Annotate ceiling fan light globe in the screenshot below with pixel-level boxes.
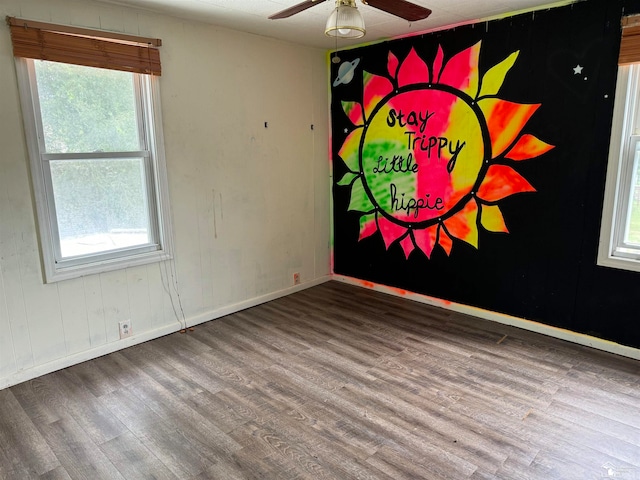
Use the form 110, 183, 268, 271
325, 4, 366, 38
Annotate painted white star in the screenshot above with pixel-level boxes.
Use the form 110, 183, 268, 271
344, 128, 349, 133
573, 64, 584, 75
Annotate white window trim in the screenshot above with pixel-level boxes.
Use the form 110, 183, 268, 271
598, 64, 640, 272
16, 58, 174, 283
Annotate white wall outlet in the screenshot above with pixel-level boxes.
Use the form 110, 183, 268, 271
119, 320, 132, 339
293, 272, 300, 285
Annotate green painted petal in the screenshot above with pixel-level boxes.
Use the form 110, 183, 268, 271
341, 101, 364, 126
338, 127, 363, 172
358, 212, 378, 240
348, 177, 375, 212
337, 171, 358, 186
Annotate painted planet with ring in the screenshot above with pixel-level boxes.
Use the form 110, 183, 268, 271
333, 58, 360, 87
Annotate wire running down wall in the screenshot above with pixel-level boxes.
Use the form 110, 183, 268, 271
0, 0, 330, 389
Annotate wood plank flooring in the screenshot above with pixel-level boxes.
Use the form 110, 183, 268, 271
1, 281, 639, 479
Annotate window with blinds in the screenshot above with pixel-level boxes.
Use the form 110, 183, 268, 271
8, 17, 173, 282
598, 15, 640, 272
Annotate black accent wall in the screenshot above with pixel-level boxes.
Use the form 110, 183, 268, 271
331, 0, 640, 348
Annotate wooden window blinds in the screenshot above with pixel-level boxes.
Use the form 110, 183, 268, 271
620, 15, 640, 65
6, 16, 162, 75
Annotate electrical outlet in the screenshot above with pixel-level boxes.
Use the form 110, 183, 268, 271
293, 272, 300, 285
119, 320, 132, 339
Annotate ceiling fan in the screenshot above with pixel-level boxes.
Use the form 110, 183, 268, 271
269, 0, 432, 38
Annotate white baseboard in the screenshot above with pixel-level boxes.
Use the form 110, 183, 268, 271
0, 275, 332, 390
3, 272, 635, 390
333, 274, 640, 361
186, 275, 331, 327
0, 322, 180, 390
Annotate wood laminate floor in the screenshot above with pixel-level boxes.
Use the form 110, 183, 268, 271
1, 281, 639, 479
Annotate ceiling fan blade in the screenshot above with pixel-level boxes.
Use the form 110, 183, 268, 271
364, 0, 432, 21
269, 0, 328, 19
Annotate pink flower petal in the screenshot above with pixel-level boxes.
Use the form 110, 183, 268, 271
397, 48, 430, 88
377, 215, 408, 249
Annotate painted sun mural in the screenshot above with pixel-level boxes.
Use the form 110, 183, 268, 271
335, 41, 554, 259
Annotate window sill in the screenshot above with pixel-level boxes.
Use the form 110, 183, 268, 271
596, 252, 640, 273
45, 249, 173, 283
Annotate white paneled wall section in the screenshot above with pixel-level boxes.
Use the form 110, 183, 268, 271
0, 0, 330, 388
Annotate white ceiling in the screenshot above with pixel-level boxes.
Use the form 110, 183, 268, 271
100, 0, 576, 49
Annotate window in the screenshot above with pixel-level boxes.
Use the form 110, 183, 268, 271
599, 64, 640, 272
11, 19, 172, 282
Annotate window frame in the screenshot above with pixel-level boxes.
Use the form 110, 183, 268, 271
598, 64, 640, 272
16, 57, 173, 283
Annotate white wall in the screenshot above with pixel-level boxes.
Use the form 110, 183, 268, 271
0, 0, 331, 388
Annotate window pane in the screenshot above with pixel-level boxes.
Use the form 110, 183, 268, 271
34, 61, 140, 153
50, 158, 151, 258
624, 142, 640, 246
